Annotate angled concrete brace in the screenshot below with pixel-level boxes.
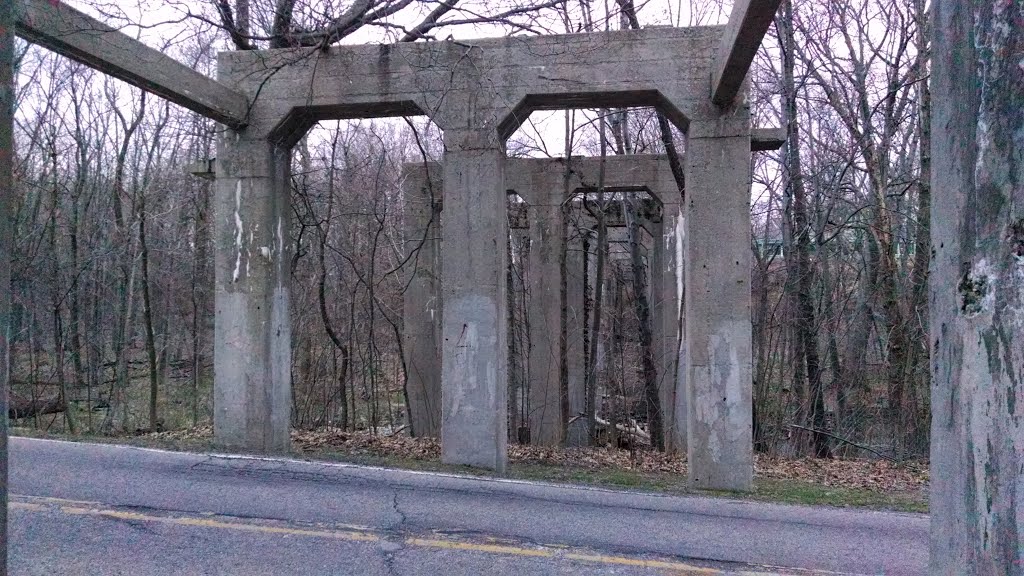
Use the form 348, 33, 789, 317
15, 0, 249, 128
711, 0, 784, 106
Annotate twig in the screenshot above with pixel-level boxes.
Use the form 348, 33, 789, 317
787, 424, 898, 462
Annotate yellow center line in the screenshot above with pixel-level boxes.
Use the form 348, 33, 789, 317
10, 494, 803, 575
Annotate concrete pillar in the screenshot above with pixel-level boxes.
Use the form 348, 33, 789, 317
402, 164, 443, 438
565, 223, 589, 446
675, 212, 688, 454
684, 119, 753, 491
213, 133, 292, 452
650, 209, 685, 453
930, 1, 1024, 570
508, 225, 530, 443
439, 130, 508, 472
521, 173, 565, 446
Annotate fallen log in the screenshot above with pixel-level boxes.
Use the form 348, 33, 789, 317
9, 394, 65, 419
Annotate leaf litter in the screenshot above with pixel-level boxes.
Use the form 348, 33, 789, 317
147, 426, 928, 494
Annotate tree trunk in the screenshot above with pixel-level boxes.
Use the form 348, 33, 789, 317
48, 148, 77, 435
929, 1, 1023, 571
901, 0, 932, 455
779, 0, 826, 457
140, 195, 160, 432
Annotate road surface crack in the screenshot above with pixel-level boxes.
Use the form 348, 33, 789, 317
380, 493, 407, 576
390, 490, 408, 532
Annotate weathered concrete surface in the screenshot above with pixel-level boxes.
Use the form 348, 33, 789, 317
650, 213, 686, 453
750, 128, 786, 152
565, 227, 590, 447
402, 163, 444, 438
212, 133, 292, 452
929, 2, 1024, 572
216, 26, 725, 146
15, 0, 249, 128
711, 0, 784, 106
1, 2, 14, 569
439, 134, 509, 472
521, 164, 569, 446
684, 117, 753, 492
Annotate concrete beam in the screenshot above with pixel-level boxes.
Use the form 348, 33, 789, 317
711, 0, 784, 106
217, 26, 725, 145
751, 127, 786, 151
15, 0, 249, 128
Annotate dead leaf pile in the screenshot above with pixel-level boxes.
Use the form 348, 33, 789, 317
755, 456, 929, 492
292, 428, 441, 460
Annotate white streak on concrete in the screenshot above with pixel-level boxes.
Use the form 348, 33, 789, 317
233, 181, 243, 282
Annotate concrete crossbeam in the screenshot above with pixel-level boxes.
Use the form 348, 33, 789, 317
217, 26, 725, 145
751, 127, 786, 151
15, 0, 249, 128
711, 0, 784, 106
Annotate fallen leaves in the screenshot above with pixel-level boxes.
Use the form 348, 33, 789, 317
144, 426, 929, 494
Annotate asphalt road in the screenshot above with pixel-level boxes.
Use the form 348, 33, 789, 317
8, 437, 928, 575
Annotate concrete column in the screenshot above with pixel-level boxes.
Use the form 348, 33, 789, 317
440, 130, 508, 472
521, 174, 565, 446
675, 212, 688, 455
213, 133, 292, 452
930, 1, 1024, 570
684, 120, 753, 491
565, 224, 589, 446
402, 164, 443, 438
650, 210, 685, 453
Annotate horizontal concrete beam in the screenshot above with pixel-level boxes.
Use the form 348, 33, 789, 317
186, 159, 217, 180
711, 0, 783, 106
219, 27, 725, 145
15, 0, 249, 128
751, 127, 785, 151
